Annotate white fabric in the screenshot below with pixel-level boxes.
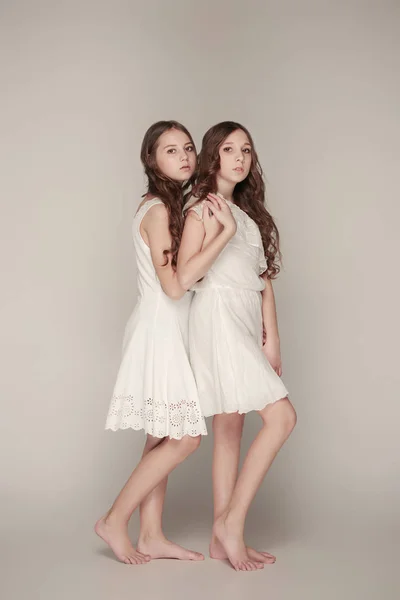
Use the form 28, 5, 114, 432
105, 198, 207, 439
187, 198, 289, 416
186, 197, 268, 291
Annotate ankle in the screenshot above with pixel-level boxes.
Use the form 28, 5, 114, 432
105, 510, 128, 528
222, 510, 245, 535
138, 529, 165, 542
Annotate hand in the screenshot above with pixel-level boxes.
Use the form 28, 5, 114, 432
204, 193, 237, 236
202, 201, 223, 245
262, 337, 282, 376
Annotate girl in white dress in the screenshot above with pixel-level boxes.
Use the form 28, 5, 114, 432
178, 122, 297, 572
95, 121, 206, 565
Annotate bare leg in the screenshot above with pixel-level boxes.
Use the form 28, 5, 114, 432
214, 398, 296, 571
137, 435, 203, 560
95, 434, 201, 564
209, 413, 276, 565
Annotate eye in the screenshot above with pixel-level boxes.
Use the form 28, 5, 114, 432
222, 146, 232, 152
167, 148, 176, 154
243, 147, 251, 154
185, 145, 194, 152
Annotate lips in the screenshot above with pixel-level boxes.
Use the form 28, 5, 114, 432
234, 167, 244, 172
180, 165, 190, 170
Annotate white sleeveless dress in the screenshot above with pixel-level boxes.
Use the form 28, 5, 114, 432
187, 198, 289, 417
105, 198, 207, 439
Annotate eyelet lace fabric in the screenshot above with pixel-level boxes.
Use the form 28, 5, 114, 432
106, 395, 204, 439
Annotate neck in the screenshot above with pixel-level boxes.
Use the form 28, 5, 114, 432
215, 176, 236, 202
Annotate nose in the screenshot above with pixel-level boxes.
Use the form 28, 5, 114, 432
236, 153, 244, 163
181, 151, 189, 162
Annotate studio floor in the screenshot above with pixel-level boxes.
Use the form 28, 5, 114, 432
1, 519, 397, 600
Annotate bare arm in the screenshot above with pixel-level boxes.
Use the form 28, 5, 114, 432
261, 275, 280, 342
142, 203, 186, 300
177, 197, 236, 291
261, 274, 282, 375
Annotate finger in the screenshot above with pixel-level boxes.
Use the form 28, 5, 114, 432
204, 200, 217, 214
208, 193, 228, 209
213, 194, 227, 210
202, 203, 212, 221
207, 193, 221, 202
206, 194, 222, 209
205, 200, 221, 217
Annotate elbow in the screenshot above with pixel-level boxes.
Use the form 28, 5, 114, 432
168, 289, 185, 301
162, 285, 185, 300
177, 270, 192, 292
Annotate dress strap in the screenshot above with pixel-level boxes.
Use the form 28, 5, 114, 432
134, 197, 164, 224
184, 198, 205, 221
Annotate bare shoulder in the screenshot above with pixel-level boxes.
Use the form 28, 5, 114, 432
185, 198, 205, 222
141, 202, 169, 236
146, 202, 168, 219
136, 194, 164, 213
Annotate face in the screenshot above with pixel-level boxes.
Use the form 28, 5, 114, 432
155, 128, 196, 181
218, 129, 252, 185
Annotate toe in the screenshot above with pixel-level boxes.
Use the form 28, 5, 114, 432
190, 551, 204, 561
262, 552, 276, 560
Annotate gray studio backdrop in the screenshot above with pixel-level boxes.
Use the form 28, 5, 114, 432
1, 0, 399, 549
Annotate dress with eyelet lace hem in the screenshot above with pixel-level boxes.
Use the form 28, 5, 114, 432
105, 198, 207, 439
184, 194, 289, 417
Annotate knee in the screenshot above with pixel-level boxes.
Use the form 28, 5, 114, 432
285, 402, 297, 434
263, 398, 297, 437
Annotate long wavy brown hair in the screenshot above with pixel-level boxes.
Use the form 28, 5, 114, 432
140, 120, 196, 269
193, 121, 281, 278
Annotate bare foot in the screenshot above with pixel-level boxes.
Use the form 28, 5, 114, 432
210, 535, 276, 564
95, 516, 151, 565
138, 534, 204, 561
213, 516, 264, 571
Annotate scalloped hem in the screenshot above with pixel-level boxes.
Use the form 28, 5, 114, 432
105, 422, 207, 440
202, 393, 289, 418
106, 394, 207, 439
